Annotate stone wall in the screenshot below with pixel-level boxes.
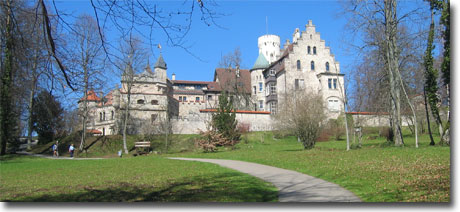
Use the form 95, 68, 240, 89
172, 110, 273, 134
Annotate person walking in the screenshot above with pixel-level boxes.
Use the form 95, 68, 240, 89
69, 144, 75, 158
52, 141, 59, 157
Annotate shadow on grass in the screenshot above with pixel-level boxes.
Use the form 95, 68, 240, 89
7, 173, 278, 202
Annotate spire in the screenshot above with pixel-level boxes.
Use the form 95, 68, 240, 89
251, 53, 269, 70
144, 59, 152, 73
154, 54, 167, 69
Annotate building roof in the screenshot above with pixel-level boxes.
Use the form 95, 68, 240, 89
173, 89, 205, 95
154, 54, 167, 69
251, 53, 269, 70
80, 90, 100, 102
213, 68, 251, 94
172, 80, 212, 85
200, 109, 271, 114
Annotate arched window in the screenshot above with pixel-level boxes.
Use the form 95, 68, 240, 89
326, 62, 330, 72
137, 99, 144, 104
311, 61, 315, 71
313, 47, 317, 55
307, 46, 311, 54
296, 60, 301, 70
103, 112, 106, 121
99, 112, 103, 121
111, 111, 114, 120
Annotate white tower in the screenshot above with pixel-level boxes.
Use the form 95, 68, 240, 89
258, 35, 280, 64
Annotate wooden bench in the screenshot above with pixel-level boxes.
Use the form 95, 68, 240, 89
134, 141, 151, 155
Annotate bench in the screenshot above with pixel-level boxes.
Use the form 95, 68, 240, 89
134, 141, 151, 155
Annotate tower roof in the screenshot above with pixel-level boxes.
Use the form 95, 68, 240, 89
251, 53, 269, 70
154, 54, 167, 69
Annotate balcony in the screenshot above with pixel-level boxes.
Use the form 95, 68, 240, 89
266, 93, 277, 103
265, 75, 276, 83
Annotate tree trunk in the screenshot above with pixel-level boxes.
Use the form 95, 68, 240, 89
79, 67, 89, 151
384, 0, 404, 146
424, 87, 435, 145
122, 88, 131, 154
1, 0, 13, 155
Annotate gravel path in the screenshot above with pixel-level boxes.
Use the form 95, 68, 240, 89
169, 157, 361, 202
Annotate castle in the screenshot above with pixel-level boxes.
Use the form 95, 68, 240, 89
78, 20, 345, 135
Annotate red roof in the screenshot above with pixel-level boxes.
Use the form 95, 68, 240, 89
200, 109, 271, 114
80, 90, 100, 102
213, 68, 251, 94
346, 112, 389, 115
87, 129, 102, 134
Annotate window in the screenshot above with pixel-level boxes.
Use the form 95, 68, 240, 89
196, 97, 200, 102
103, 112, 106, 121
99, 112, 103, 121
333, 79, 337, 89
111, 111, 114, 120
151, 100, 159, 105
328, 99, 340, 111
299, 79, 305, 89
328, 79, 332, 89
253, 86, 256, 95
326, 62, 330, 72
307, 46, 311, 54
270, 102, 277, 114
183, 96, 187, 101
296, 60, 301, 70
151, 114, 158, 123
270, 84, 277, 95
311, 61, 315, 71
295, 79, 304, 90
259, 82, 263, 92
270, 69, 275, 76
310, 34, 312, 39
179, 96, 182, 101
208, 95, 212, 100
137, 99, 144, 104
259, 100, 264, 109
313, 46, 317, 55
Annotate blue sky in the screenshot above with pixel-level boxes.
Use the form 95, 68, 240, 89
55, 0, 353, 83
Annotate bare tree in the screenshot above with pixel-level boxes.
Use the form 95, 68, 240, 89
118, 37, 147, 154
274, 91, 326, 150
69, 14, 106, 151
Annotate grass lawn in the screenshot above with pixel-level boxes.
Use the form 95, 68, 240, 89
0, 155, 277, 202
166, 131, 450, 202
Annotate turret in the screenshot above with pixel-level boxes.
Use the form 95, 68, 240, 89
257, 34, 280, 64
154, 54, 167, 83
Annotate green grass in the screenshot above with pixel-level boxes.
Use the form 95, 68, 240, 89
166, 131, 450, 202
0, 155, 277, 202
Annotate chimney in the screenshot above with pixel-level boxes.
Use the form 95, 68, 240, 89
172, 73, 176, 81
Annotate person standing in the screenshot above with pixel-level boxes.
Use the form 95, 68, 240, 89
52, 141, 59, 157
69, 144, 75, 158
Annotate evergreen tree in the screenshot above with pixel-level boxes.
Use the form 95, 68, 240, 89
212, 91, 240, 142
32, 91, 65, 144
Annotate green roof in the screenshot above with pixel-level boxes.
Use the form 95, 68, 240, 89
251, 53, 269, 70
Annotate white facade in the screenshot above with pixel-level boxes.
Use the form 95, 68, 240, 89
258, 35, 280, 64
252, 20, 345, 119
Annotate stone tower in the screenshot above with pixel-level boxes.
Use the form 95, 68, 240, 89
258, 34, 280, 64
154, 54, 167, 83
250, 52, 270, 111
